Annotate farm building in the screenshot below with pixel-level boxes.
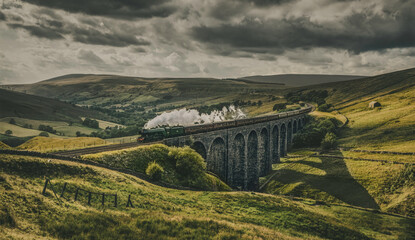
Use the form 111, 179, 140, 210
369, 101, 381, 108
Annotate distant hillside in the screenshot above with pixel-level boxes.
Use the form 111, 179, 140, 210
2, 74, 287, 100
285, 67, 415, 151
241, 74, 365, 87
0, 88, 108, 122
1, 74, 289, 125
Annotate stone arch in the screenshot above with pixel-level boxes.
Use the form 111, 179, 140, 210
247, 131, 259, 191
298, 117, 302, 130
208, 137, 227, 181
232, 133, 245, 189
259, 128, 270, 177
293, 120, 298, 134
287, 121, 293, 144
191, 141, 207, 160
280, 123, 287, 157
272, 125, 279, 163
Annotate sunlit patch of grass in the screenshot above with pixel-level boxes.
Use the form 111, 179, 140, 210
263, 149, 415, 218
17, 136, 109, 152
337, 85, 415, 151
340, 151, 415, 163
0, 141, 11, 149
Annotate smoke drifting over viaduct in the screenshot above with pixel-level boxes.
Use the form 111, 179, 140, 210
164, 113, 307, 191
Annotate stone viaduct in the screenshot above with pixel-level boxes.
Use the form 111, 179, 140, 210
164, 114, 307, 191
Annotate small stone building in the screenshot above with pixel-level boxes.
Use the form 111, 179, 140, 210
369, 101, 381, 108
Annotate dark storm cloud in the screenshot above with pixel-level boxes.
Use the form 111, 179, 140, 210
71, 27, 150, 47
21, 0, 176, 19
0, 11, 5, 21
243, 0, 296, 6
208, 0, 295, 20
192, 2, 415, 55
4, 10, 150, 47
7, 23, 64, 39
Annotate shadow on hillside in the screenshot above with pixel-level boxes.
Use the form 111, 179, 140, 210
270, 152, 379, 210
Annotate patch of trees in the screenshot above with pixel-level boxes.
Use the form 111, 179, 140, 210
293, 116, 339, 150
233, 100, 263, 108
38, 125, 57, 134
5, 130, 12, 135
317, 103, 333, 112
82, 118, 99, 129
273, 103, 287, 111
39, 132, 49, 137
9, 118, 16, 125
87, 105, 154, 126
286, 90, 329, 105
89, 125, 142, 139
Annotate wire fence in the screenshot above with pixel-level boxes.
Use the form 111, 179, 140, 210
42, 179, 134, 208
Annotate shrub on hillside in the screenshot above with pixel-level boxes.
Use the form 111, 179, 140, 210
273, 103, 287, 111
317, 103, 333, 112
38, 125, 57, 134
82, 118, 99, 129
317, 119, 337, 135
83, 144, 229, 190
146, 162, 164, 181
321, 132, 337, 150
9, 118, 16, 125
39, 132, 49, 137
128, 144, 171, 172
5, 130, 12, 135
293, 116, 338, 148
168, 147, 206, 177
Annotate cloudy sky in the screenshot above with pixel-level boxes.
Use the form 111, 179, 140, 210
0, 0, 415, 84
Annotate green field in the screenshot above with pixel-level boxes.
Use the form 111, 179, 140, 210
17, 136, 109, 152
1, 154, 413, 239
262, 150, 414, 217
301, 68, 415, 152
262, 68, 415, 219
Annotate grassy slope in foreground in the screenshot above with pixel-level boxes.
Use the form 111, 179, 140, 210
1, 154, 414, 239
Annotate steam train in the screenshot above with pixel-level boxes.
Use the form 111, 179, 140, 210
138, 106, 312, 142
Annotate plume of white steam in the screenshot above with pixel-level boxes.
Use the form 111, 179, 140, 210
144, 105, 246, 129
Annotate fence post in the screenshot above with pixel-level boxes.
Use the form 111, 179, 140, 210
42, 179, 49, 195
74, 188, 79, 201
60, 182, 67, 198
126, 194, 134, 208
88, 192, 92, 205
114, 194, 117, 207
102, 193, 105, 206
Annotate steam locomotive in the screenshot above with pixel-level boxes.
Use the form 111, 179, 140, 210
138, 106, 312, 142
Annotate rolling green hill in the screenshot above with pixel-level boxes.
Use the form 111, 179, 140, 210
1, 154, 413, 239
2, 74, 289, 125
3, 74, 287, 104
282, 67, 415, 151
263, 68, 415, 218
241, 74, 365, 87
0, 88, 109, 123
